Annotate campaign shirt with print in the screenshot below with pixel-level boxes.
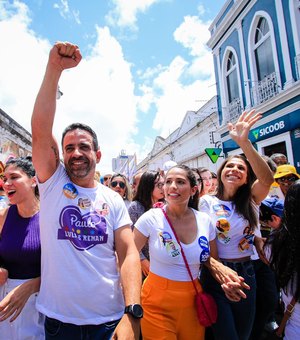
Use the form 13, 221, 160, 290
135, 207, 216, 281
36, 164, 131, 325
199, 195, 255, 259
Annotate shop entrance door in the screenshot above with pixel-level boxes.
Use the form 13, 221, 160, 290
263, 141, 287, 158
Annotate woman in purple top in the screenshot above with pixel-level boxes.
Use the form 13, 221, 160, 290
0, 157, 44, 339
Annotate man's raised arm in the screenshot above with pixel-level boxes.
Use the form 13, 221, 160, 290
31, 42, 82, 183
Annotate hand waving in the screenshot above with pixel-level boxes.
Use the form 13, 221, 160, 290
228, 110, 262, 145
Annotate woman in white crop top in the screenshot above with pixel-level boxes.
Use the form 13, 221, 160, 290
134, 165, 250, 340
199, 110, 274, 340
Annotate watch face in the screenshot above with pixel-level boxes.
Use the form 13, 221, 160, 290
132, 304, 143, 318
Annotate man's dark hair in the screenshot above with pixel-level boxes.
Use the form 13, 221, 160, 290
62, 123, 99, 151
261, 155, 277, 173
259, 204, 275, 222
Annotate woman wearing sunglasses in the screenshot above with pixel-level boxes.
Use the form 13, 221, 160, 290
128, 171, 165, 278
109, 173, 132, 209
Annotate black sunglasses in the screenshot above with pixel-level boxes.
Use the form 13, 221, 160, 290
111, 181, 126, 189
277, 176, 297, 183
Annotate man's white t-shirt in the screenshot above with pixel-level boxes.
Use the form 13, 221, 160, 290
135, 207, 216, 281
36, 164, 132, 325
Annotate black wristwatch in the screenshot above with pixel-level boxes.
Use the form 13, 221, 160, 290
124, 304, 143, 319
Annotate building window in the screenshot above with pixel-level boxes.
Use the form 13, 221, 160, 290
223, 49, 242, 124
291, 0, 300, 79
254, 17, 275, 81
226, 51, 239, 103
249, 15, 280, 105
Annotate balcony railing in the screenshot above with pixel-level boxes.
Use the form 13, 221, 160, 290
250, 72, 279, 106
223, 98, 243, 124
295, 54, 300, 81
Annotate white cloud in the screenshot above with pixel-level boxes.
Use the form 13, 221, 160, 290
0, 2, 143, 174
106, 0, 161, 29
0, 1, 217, 172
137, 64, 165, 81
53, 0, 69, 19
136, 84, 155, 113
138, 14, 216, 139
150, 55, 215, 137
0, 3, 51, 132
173, 15, 211, 57
53, 0, 81, 24
197, 4, 206, 16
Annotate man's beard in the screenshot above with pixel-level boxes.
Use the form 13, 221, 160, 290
65, 157, 94, 179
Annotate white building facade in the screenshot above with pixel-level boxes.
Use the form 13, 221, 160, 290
137, 97, 224, 173
0, 108, 32, 166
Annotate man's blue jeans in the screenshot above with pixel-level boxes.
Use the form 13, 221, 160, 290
201, 260, 256, 340
45, 316, 120, 340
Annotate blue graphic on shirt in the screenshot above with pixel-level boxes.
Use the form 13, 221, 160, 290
58, 205, 108, 250
158, 231, 172, 246
238, 226, 255, 252
158, 231, 181, 257
63, 183, 78, 199
200, 250, 210, 263
198, 236, 210, 263
213, 204, 231, 217
198, 236, 209, 251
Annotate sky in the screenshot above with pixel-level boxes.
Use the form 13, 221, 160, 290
0, 0, 225, 174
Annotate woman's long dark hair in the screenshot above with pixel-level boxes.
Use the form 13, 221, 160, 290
5, 157, 39, 197
267, 180, 300, 301
216, 155, 257, 230
133, 171, 162, 211
166, 165, 199, 210
191, 168, 204, 196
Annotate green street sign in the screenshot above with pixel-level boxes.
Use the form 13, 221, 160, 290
205, 148, 222, 163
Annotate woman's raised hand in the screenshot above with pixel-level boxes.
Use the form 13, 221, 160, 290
228, 110, 262, 145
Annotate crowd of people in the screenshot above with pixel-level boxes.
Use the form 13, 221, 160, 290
0, 42, 300, 340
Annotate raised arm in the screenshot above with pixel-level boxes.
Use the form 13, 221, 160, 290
31, 42, 82, 183
228, 110, 274, 204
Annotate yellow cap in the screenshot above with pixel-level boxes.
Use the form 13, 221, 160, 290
274, 164, 300, 179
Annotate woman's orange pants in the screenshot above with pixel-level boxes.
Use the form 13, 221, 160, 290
141, 272, 205, 340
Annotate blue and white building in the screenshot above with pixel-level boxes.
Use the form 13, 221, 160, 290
207, 0, 300, 171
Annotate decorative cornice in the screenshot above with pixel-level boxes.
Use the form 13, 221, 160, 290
207, 0, 254, 49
